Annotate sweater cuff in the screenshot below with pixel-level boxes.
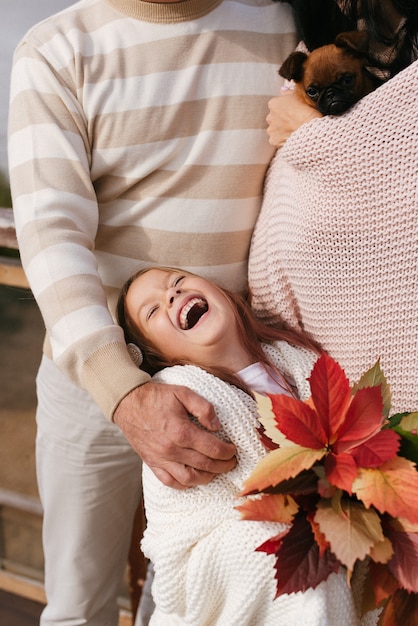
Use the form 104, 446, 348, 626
81, 341, 151, 420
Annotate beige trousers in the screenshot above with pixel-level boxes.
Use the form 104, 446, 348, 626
36, 355, 142, 626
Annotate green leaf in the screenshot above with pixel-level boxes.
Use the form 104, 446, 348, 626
388, 412, 418, 465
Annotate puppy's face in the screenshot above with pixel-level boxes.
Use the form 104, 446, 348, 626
279, 31, 378, 115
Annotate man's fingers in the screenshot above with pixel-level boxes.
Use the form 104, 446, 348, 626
172, 385, 220, 431
160, 415, 236, 462
151, 463, 218, 489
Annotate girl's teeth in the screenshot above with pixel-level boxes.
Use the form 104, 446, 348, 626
180, 298, 205, 330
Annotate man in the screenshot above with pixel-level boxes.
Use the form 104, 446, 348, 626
8, 0, 296, 622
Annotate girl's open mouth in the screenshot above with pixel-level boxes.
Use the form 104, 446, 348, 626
179, 298, 208, 330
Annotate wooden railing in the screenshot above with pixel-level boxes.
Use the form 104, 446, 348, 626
0, 207, 135, 625
0, 208, 28, 288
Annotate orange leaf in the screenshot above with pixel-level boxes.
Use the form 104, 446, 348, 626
236, 493, 298, 524
308, 352, 352, 441
378, 588, 418, 626
314, 497, 384, 571
240, 445, 325, 496
307, 511, 331, 557
352, 456, 418, 524
369, 536, 394, 565
368, 561, 399, 607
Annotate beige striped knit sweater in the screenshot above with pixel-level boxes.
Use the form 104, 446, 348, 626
8, 0, 297, 418
249, 60, 418, 414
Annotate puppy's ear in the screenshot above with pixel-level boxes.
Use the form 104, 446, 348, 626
278, 51, 308, 82
335, 30, 369, 56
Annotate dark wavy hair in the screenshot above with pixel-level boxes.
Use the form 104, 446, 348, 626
117, 266, 320, 394
279, 0, 418, 76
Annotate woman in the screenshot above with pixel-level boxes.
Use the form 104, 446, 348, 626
249, 0, 418, 414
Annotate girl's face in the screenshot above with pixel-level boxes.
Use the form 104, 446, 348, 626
125, 269, 252, 370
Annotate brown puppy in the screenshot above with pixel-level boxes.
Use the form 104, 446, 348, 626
279, 31, 382, 115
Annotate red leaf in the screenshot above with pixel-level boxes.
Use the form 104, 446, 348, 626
385, 523, 418, 593
266, 513, 340, 596
308, 353, 352, 442
256, 528, 288, 555
269, 394, 326, 449
324, 452, 359, 492
351, 430, 400, 468
336, 386, 384, 451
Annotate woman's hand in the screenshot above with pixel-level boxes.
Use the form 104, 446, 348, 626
266, 89, 322, 149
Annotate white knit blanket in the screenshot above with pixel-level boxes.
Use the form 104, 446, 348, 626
249, 60, 418, 414
141, 342, 377, 625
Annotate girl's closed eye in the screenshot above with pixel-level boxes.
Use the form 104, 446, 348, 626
173, 275, 185, 287
147, 304, 159, 320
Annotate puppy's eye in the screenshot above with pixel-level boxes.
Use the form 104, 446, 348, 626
305, 86, 319, 100
341, 73, 355, 86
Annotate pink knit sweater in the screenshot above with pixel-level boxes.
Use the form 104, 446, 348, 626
249, 60, 418, 413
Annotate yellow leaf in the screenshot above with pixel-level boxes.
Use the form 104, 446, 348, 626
236, 492, 298, 524
399, 412, 418, 433
240, 444, 326, 496
254, 392, 293, 447
352, 360, 391, 417
314, 499, 384, 571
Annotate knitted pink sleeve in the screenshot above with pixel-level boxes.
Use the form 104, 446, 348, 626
249, 60, 418, 413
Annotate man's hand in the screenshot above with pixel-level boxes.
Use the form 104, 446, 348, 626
113, 382, 237, 489
266, 90, 322, 149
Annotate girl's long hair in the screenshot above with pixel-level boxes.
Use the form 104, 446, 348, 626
117, 267, 320, 395
279, 0, 418, 77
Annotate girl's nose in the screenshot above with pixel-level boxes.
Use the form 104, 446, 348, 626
167, 287, 181, 305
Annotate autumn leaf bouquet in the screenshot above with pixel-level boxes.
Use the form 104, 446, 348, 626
237, 353, 418, 625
